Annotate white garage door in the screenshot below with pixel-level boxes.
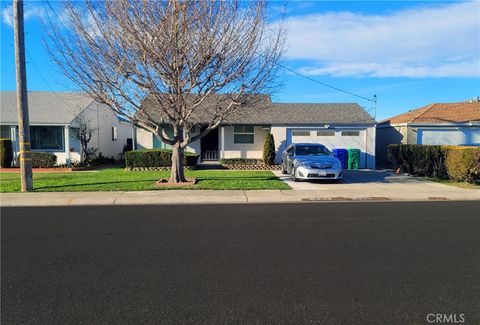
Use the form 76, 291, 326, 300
338, 130, 367, 168
418, 128, 480, 145
339, 130, 365, 149
290, 129, 367, 167
291, 129, 336, 150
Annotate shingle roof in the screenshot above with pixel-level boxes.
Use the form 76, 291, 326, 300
0, 91, 94, 124
379, 101, 480, 125
140, 94, 375, 125
258, 103, 375, 125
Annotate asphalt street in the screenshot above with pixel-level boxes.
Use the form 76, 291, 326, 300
2, 201, 480, 324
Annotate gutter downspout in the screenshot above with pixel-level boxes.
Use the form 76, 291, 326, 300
405, 123, 409, 144
64, 125, 71, 166
132, 124, 137, 150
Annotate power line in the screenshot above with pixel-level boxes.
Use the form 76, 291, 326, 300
22, 2, 377, 116
274, 61, 374, 102
40, 0, 374, 104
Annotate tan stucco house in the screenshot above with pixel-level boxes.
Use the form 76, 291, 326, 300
136, 95, 377, 168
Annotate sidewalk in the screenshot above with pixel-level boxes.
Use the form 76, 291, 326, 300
1, 186, 479, 207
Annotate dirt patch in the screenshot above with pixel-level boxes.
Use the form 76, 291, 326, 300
155, 177, 197, 187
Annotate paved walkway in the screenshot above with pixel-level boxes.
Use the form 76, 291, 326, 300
1, 170, 478, 207
1, 185, 479, 207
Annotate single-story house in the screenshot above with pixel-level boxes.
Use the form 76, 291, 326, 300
376, 99, 480, 167
136, 95, 377, 168
0, 91, 133, 165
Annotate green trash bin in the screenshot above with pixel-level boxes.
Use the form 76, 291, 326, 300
347, 149, 361, 170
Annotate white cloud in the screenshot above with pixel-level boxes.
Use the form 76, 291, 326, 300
2, 4, 45, 27
283, 1, 480, 78
2, 7, 13, 27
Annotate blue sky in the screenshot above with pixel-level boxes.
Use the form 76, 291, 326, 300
1, 1, 479, 120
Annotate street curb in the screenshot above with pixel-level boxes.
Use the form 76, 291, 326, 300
2, 190, 480, 207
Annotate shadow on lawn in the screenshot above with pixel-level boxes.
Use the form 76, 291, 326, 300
32, 176, 281, 191
33, 179, 158, 190
195, 176, 278, 181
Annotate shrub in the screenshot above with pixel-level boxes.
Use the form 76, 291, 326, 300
29, 152, 57, 168
389, 144, 447, 178
263, 133, 276, 165
91, 152, 116, 166
125, 149, 198, 168
388, 144, 479, 182
0, 138, 13, 168
445, 147, 480, 183
219, 158, 263, 165
83, 148, 98, 165
387, 144, 399, 167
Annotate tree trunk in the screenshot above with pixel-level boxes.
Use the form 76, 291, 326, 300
169, 142, 187, 183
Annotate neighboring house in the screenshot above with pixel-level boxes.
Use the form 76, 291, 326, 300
376, 99, 480, 167
0, 91, 133, 165
136, 95, 377, 168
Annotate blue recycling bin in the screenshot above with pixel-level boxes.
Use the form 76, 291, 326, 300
332, 148, 348, 169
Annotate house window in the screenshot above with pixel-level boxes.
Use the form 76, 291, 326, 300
234, 125, 254, 144
0, 125, 11, 139
30, 126, 64, 150
316, 130, 335, 136
341, 131, 360, 136
112, 127, 118, 141
292, 130, 310, 137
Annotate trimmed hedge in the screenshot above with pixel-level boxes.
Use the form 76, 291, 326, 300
17, 152, 57, 168
388, 144, 480, 183
219, 158, 263, 165
389, 144, 447, 178
0, 138, 13, 168
125, 149, 198, 168
445, 147, 480, 183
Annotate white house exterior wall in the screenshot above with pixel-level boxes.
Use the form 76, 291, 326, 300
135, 127, 201, 153
135, 128, 153, 149
3, 125, 82, 165
221, 126, 269, 159
270, 125, 376, 168
81, 103, 132, 159
134, 124, 375, 169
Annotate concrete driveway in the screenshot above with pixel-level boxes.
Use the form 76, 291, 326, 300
273, 169, 480, 200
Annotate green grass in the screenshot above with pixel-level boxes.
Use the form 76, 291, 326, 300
422, 177, 480, 189
0, 169, 290, 192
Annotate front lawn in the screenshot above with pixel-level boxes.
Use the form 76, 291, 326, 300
422, 177, 480, 190
0, 169, 290, 192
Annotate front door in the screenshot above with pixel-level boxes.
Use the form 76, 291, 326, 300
200, 127, 219, 161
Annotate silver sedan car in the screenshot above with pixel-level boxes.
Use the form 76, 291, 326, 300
281, 143, 343, 181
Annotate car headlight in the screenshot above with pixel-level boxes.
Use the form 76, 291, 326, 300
295, 161, 308, 167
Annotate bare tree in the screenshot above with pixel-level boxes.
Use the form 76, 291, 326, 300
71, 115, 96, 165
46, 0, 285, 182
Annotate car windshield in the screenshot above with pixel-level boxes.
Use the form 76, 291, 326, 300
295, 145, 330, 156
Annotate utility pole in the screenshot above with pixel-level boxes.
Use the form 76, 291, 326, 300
13, 0, 33, 191
373, 95, 377, 120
